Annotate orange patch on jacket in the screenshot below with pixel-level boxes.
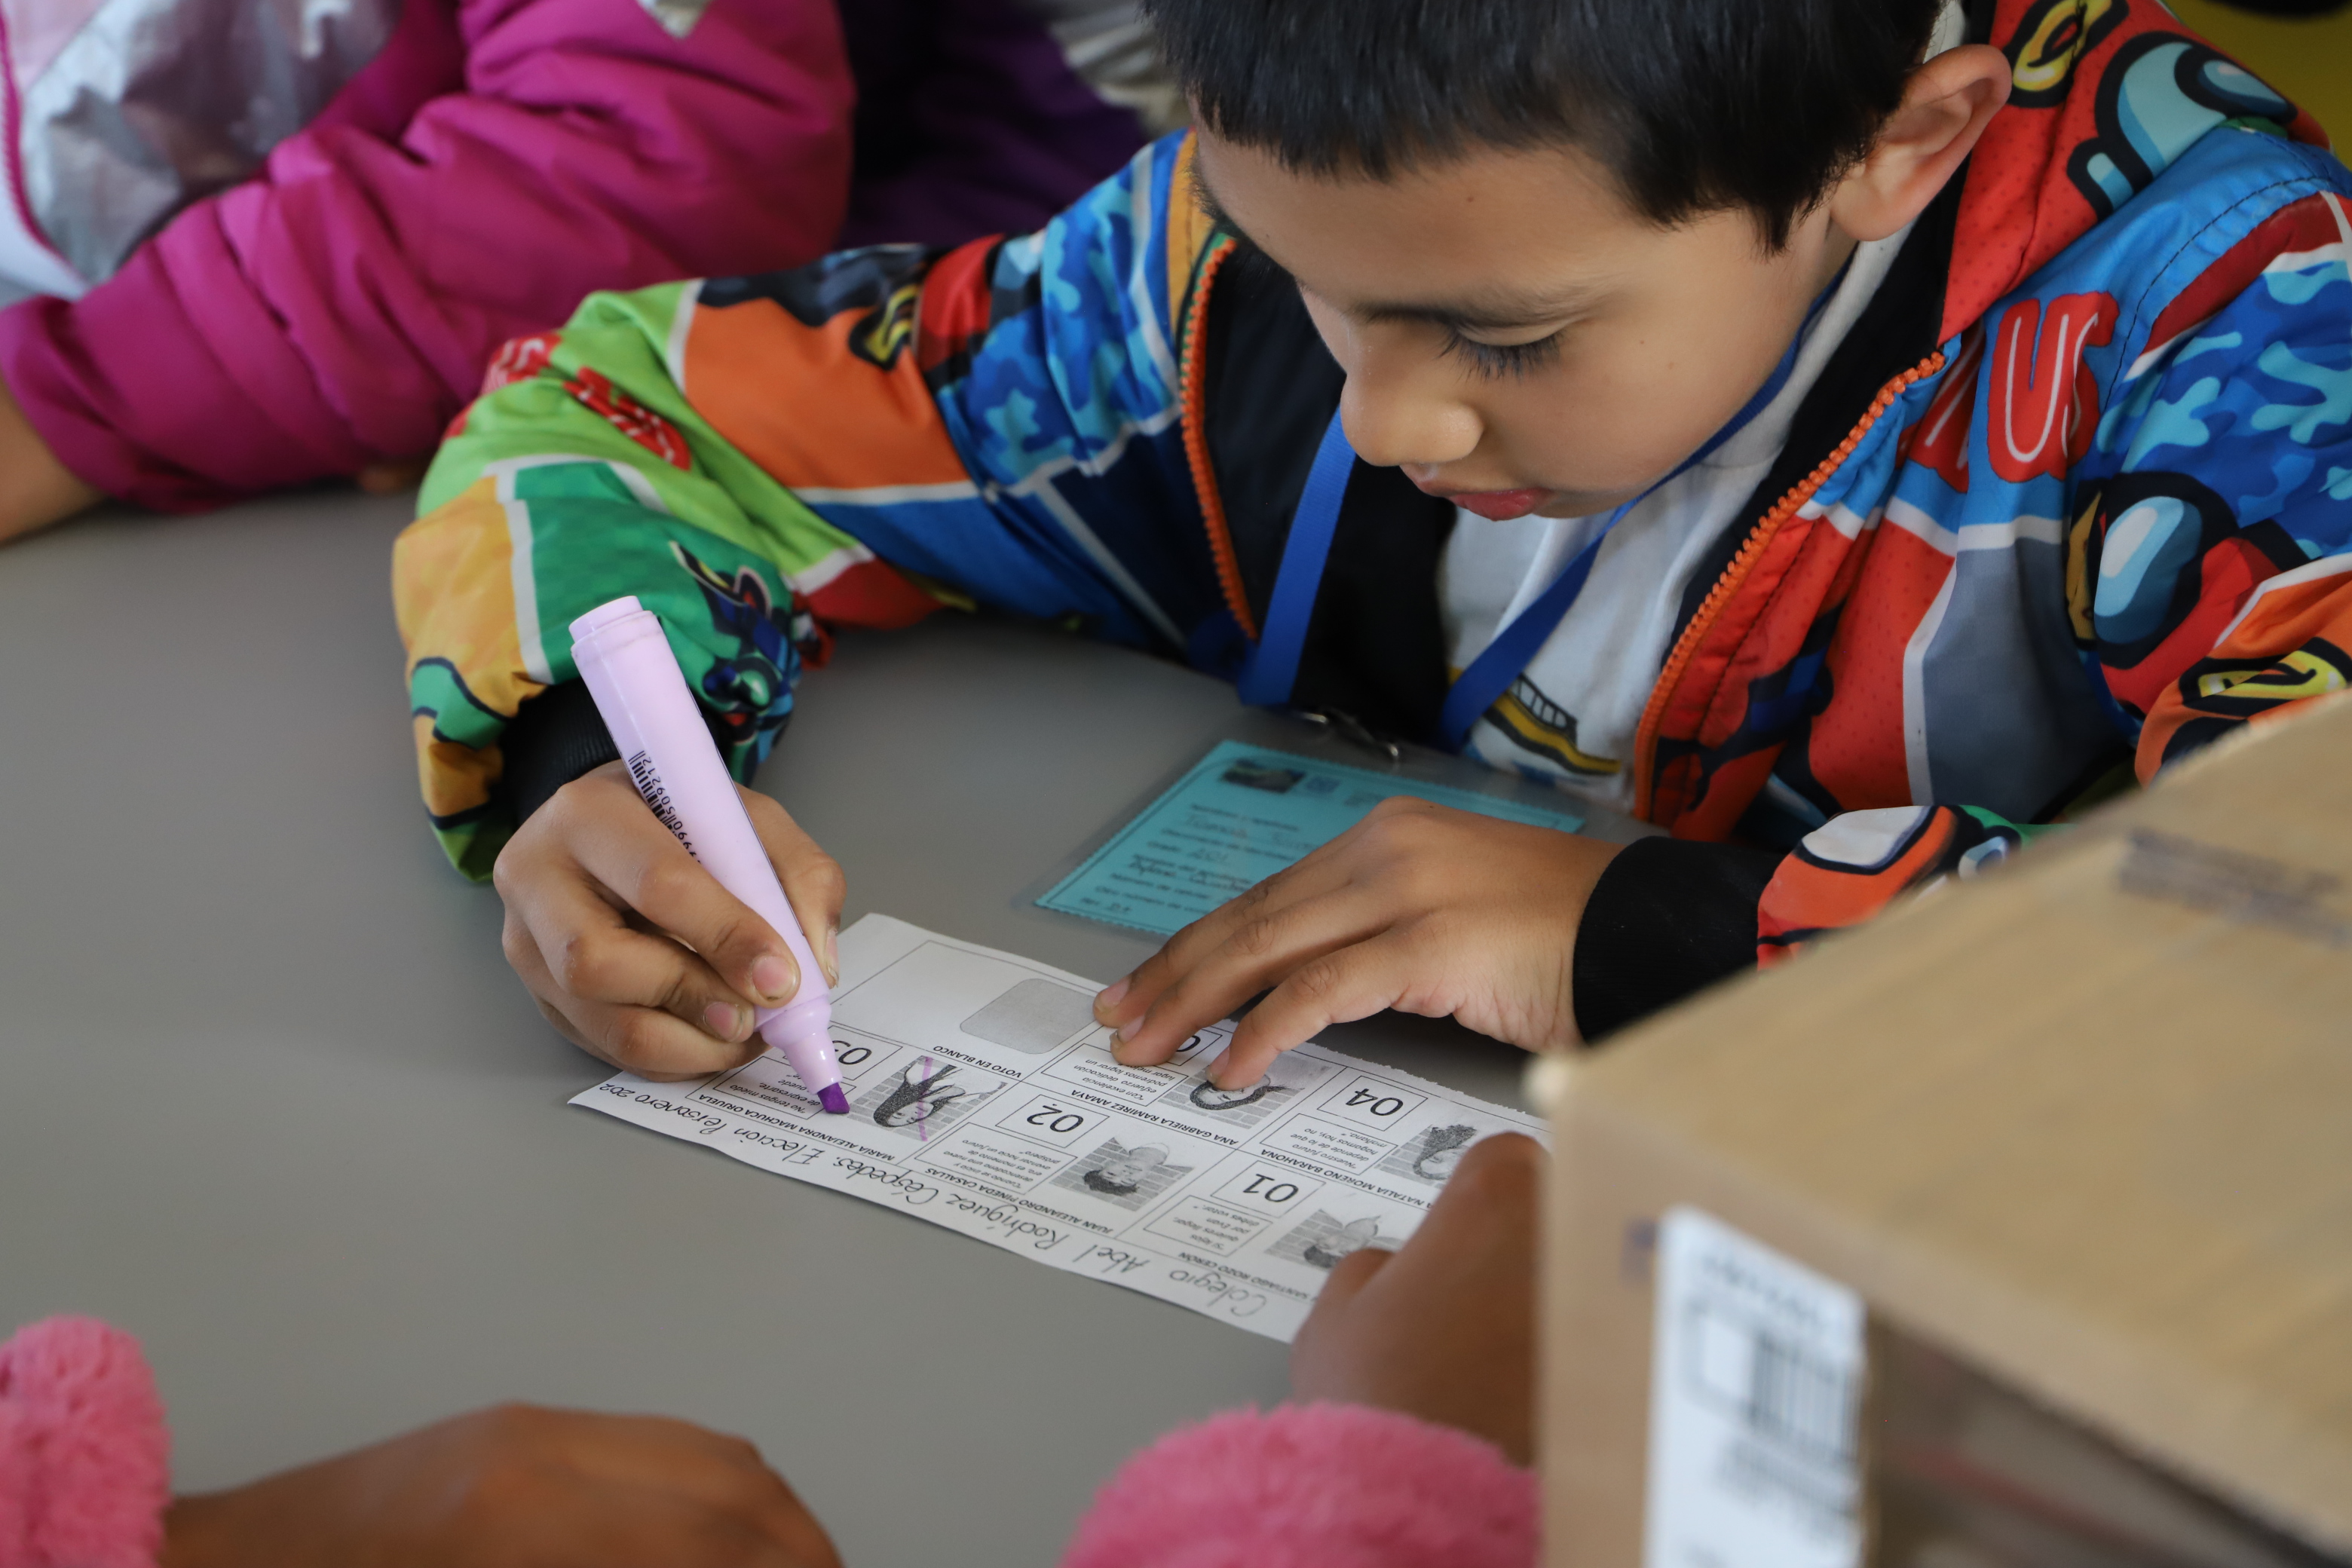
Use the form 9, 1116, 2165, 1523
684, 299, 968, 492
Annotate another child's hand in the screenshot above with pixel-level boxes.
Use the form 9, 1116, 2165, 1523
493, 761, 844, 1080
1291, 1132, 1542, 1465
1093, 797, 1621, 1086
161, 1404, 842, 1568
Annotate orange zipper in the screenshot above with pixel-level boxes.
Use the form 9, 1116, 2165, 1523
1631, 350, 1949, 822
1176, 236, 1258, 642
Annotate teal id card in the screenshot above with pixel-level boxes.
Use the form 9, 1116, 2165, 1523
1038, 740, 1585, 938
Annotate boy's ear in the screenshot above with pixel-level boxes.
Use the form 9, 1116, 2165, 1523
1830, 44, 2013, 243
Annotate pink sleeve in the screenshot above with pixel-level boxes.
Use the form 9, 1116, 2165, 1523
0, 0, 853, 513
0, 1318, 170, 1568
1059, 1404, 1537, 1568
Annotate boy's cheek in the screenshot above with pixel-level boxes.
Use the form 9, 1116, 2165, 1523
1478, 325, 1789, 502
1475, 372, 1712, 503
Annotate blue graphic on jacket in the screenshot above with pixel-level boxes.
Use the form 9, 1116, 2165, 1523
2070, 34, 2296, 218
672, 543, 806, 765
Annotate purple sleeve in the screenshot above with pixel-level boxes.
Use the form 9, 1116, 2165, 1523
0, 1318, 170, 1568
0, 0, 855, 512
1058, 1404, 1537, 1568
832, 0, 1147, 250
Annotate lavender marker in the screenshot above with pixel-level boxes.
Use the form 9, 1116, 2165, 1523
569, 596, 848, 1113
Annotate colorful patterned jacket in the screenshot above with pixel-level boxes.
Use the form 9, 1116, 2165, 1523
398, 0, 2352, 1037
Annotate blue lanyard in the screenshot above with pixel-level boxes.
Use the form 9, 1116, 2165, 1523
1235, 286, 1835, 751
1233, 414, 1358, 715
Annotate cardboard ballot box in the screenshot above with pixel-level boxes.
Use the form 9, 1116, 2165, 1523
1540, 695, 2352, 1567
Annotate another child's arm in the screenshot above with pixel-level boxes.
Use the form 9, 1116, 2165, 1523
0, 377, 98, 546
1061, 1133, 1542, 1568
0, 1317, 838, 1568
0, 0, 856, 519
163, 1405, 839, 1568
1288, 1130, 1541, 1465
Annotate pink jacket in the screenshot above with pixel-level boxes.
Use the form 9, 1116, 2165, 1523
0, 1318, 1536, 1568
0, 0, 1149, 514
0, 0, 858, 513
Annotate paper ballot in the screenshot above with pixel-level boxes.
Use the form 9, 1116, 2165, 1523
576, 915, 1543, 1340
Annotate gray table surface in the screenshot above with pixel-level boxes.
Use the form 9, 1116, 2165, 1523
0, 492, 1644, 1565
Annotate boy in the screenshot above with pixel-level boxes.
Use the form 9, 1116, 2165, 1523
397, 0, 2351, 1086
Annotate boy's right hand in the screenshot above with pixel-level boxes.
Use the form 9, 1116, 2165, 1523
1290, 1131, 1543, 1465
493, 761, 844, 1080
161, 1404, 842, 1568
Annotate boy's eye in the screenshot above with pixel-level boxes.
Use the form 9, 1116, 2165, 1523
1443, 329, 1563, 380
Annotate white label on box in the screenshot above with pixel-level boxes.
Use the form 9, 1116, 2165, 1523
1645, 1206, 1865, 1568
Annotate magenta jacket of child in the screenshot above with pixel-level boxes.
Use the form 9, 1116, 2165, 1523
0, 0, 1154, 513
0, 1318, 1537, 1567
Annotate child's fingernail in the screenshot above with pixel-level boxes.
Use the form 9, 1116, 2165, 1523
822, 923, 840, 988
751, 954, 796, 1003
704, 1001, 749, 1041
1110, 1028, 1139, 1063
1095, 977, 1130, 1015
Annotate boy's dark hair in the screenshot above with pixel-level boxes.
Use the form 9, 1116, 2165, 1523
1145, 0, 1952, 247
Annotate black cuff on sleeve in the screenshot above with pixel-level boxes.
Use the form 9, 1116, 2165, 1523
501, 679, 622, 826
1571, 836, 1787, 1045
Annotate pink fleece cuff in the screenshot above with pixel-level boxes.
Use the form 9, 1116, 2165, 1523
0, 1318, 170, 1568
1060, 1403, 1536, 1568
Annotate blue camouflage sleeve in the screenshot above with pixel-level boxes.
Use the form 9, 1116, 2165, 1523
2071, 188, 2352, 773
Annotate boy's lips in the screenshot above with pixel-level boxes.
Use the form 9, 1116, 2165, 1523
1443, 487, 1550, 521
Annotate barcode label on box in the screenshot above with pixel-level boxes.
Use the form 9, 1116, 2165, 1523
1645, 1207, 1865, 1568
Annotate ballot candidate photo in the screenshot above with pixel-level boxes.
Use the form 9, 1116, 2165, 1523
872, 1061, 983, 1130
1410, 1126, 1481, 1184
1082, 1144, 1171, 1196
1301, 1217, 1385, 1271
1190, 1080, 1286, 1113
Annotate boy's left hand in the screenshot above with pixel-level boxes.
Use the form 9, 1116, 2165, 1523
1093, 797, 1620, 1086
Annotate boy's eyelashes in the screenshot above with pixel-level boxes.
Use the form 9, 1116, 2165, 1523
1208, 222, 1568, 380
1441, 329, 1563, 380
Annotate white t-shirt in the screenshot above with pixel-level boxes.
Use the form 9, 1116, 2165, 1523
1439, 220, 1911, 814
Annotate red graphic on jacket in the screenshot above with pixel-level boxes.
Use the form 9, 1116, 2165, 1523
1986, 292, 2116, 484
565, 367, 691, 470
482, 333, 561, 396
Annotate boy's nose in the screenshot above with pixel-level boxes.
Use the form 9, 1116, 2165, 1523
1338, 372, 1482, 473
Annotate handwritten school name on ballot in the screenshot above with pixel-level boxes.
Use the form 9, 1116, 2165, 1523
576, 914, 1543, 1341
